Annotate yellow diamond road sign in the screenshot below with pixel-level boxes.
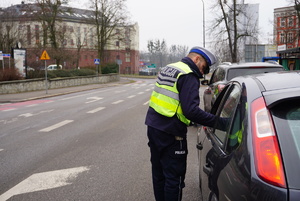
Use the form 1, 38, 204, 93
40, 50, 50, 60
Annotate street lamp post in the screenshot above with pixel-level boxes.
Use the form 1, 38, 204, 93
201, 0, 205, 48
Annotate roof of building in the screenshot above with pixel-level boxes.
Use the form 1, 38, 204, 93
0, 3, 95, 22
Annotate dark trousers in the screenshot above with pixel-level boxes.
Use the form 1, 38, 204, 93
147, 126, 188, 201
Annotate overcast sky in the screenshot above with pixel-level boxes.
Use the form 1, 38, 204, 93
2, 0, 292, 51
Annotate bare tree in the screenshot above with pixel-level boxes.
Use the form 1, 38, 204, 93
31, 0, 71, 68
168, 45, 189, 63
90, 0, 128, 74
147, 39, 168, 67
0, 7, 20, 68
209, 0, 259, 62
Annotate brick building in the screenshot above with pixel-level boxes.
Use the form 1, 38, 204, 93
274, 6, 300, 69
0, 2, 140, 74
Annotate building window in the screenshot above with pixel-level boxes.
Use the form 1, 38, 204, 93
280, 18, 286, 27
70, 39, 74, 46
84, 27, 87, 46
280, 33, 285, 43
116, 41, 120, 47
27, 25, 31, 45
35, 25, 40, 44
288, 17, 293, 27
90, 29, 93, 47
287, 32, 293, 43
125, 52, 130, 62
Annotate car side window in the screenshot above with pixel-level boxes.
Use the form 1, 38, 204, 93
211, 68, 225, 83
214, 85, 241, 147
210, 69, 219, 83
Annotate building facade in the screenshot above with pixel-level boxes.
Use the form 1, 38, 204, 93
274, 6, 300, 69
0, 2, 140, 74
244, 44, 277, 62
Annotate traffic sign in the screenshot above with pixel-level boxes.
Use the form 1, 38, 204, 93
148, 63, 156, 68
94, 58, 100, 65
40, 50, 50, 60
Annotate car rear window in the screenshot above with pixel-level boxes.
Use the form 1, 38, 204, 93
271, 99, 300, 189
227, 67, 282, 81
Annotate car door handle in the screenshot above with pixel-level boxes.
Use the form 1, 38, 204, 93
203, 164, 212, 175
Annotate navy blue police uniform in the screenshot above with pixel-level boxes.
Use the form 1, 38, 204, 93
145, 47, 219, 201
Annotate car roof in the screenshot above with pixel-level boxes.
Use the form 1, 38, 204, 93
253, 71, 300, 91
235, 71, 300, 108
217, 62, 283, 69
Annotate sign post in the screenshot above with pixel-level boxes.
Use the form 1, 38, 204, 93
94, 58, 100, 76
40, 50, 50, 94
0, 51, 3, 70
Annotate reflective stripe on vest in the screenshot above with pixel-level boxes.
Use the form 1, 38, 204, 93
149, 62, 193, 125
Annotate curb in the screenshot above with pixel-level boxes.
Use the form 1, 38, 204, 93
1, 79, 134, 103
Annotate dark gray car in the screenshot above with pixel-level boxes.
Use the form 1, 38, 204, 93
197, 71, 300, 201
202, 62, 284, 112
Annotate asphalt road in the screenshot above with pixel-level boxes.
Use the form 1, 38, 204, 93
0, 78, 203, 201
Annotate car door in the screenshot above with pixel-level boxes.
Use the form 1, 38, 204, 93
200, 83, 244, 201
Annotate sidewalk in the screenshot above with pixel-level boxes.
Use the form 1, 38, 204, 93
0, 78, 133, 103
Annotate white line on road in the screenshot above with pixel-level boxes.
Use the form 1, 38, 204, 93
138, 92, 144, 94
18, 113, 33, 117
127, 95, 136, 99
39, 120, 74, 132
60, 89, 109, 101
87, 107, 105, 114
85, 97, 103, 104
19, 110, 54, 118
112, 100, 124, 104
26, 104, 38, 107
0, 166, 90, 201
143, 101, 149, 105
0, 149, 3, 152
2, 108, 16, 112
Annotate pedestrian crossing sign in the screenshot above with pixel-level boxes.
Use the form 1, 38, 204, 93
40, 50, 50, 60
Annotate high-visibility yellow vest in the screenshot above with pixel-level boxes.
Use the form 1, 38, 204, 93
149, 62, 193, 125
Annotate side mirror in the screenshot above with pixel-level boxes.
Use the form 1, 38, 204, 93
201, 80, 209, 85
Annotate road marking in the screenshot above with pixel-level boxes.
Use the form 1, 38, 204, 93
138, 92, 144, 94
1, 108, 16, 112
127, 95, 136, 99
143, 101, 149, 105
85, 97, 103, 104
0, 149, 3, 152
19, 113, 33, 117
87, 107, 105, 114
0, 166, 90, 201
26, 104, 38, 107
19, 110, 54, 118
39, 120, 74, 132
145, 89, 151, 91
60, 89, 110, 101
112, 100, 124, 104
114, 90, 126, 93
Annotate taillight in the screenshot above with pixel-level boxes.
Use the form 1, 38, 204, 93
251, 97, 286, 188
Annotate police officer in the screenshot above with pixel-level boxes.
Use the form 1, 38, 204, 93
145, 46, 224, 201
